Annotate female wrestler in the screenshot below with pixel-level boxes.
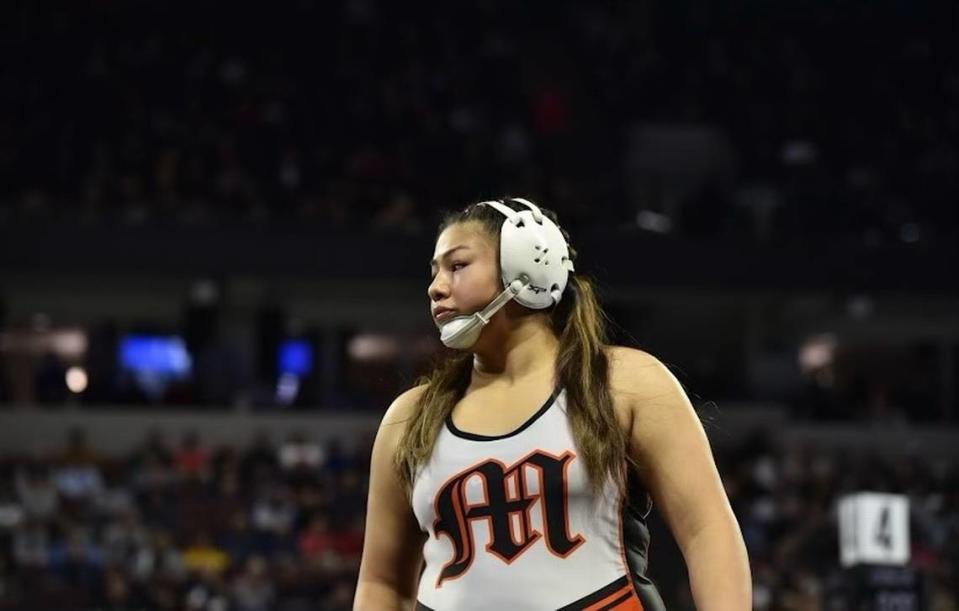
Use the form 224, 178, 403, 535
355, 198, 750, 610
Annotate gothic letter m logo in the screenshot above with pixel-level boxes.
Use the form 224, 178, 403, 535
432, 450, 585, 586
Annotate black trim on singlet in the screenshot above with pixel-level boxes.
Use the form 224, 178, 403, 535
445, 386, 561, 441
621, 470, 668, 611
556, 576, 631, 610
414, 602, 435, 611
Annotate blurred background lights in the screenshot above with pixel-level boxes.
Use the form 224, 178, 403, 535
65, 367, 88, 394
275, 373, 300, 405
799, 333, 838, 374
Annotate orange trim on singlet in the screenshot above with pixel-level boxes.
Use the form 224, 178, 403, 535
581, 583, 644, 611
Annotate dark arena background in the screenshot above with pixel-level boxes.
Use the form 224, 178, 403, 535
1, 1, 958, 610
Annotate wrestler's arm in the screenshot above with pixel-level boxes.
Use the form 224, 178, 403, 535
354, 385, 428, 611
612, 347, 752, 611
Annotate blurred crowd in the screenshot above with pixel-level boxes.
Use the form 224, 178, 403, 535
1, 1, 957, 246
0, 429, 369, 610
1, 427, 958, 610
723, 435, 959, 610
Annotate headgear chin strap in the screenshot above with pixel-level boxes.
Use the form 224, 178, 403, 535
437, 197, 574, 350
438, 277, 528, 349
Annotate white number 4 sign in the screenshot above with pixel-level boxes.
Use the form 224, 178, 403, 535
839, 492, 910, 567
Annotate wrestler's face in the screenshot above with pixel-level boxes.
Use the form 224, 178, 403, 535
428, 222, 500, 328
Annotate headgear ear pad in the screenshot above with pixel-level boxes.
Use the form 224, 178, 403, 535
488, 197, 575, 309
436, 198, 575, 350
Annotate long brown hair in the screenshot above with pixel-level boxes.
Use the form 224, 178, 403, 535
395, 199, 630, 495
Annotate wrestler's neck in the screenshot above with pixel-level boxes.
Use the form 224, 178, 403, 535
471, 315, 559, 385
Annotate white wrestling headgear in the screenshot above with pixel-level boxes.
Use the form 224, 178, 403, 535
438, 197, 575, 350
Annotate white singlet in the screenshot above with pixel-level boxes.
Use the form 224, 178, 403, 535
411, 388, 667, 611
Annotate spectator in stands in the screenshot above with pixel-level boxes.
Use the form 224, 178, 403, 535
54, 429, 104, 509
181, 530, 230, 578
96, 567, 149, 611
11, 517, 49, 569
298, 514, 335, 567
131, 528, 186, 584
48, 524, 104, 591
230, 555, 275, 611
278, 432, 324, 472
101, 508, 150, 569
250, 485, 297, 557
241, 431, 279, 484
14, 462, 58, 521
174, 431, 211, 482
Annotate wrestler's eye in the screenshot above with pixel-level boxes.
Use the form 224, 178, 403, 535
451, 262, 467, 272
